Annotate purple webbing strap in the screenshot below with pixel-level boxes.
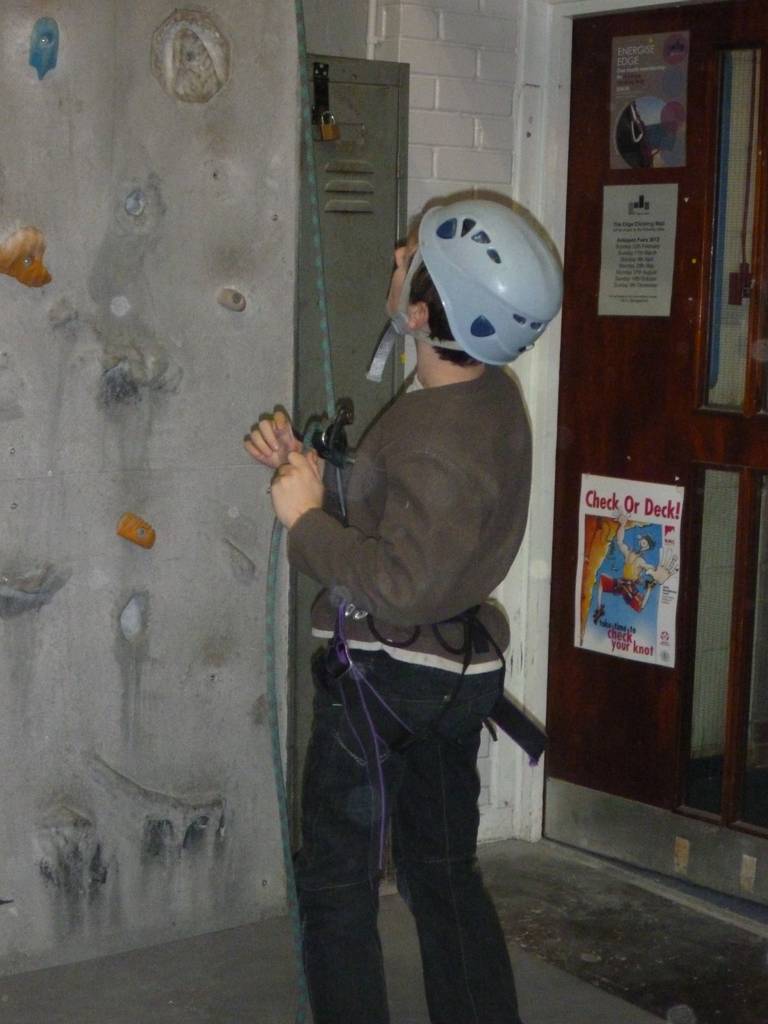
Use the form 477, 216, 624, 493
335, 604, 413, 732
334, 602, 414, 870
352, 671, 388, 869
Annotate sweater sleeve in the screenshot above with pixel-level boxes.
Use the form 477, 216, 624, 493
287, 447, 489, 626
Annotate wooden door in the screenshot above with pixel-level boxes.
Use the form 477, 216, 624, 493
547, 1, 768, 899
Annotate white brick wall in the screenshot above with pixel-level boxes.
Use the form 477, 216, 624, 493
376, 0, 525, 818
376, 0, 520, 217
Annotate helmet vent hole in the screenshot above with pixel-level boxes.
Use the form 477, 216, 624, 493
437, 218, 457, 239
470, 315, 495, 338
530, 321, 542, 330
487, 248, 501, 264
513, 314, 527, 325
471, 230, 491, 244
460, 218, 476, 237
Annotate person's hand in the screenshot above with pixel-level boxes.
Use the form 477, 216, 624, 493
270, 450, 324, 529
244, 409, 302, 469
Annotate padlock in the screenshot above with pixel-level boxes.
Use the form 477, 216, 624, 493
320, 110, 340, 142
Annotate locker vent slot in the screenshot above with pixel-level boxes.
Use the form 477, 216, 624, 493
323, 199, 373, 214
324, 160, 374, 175
325, 179, 374, 194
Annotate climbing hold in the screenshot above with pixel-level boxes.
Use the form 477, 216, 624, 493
217, 287, 246, 312
151, 9, 231, 104
0, 227, 52, 288
119, 592, 149, 641
110, 295, 131, 317
29, 18, 59, 80
223, 538, 256, 583
102, 361, 140, 405
124, 190, 146, 218
0, 565, 70, 618
37, 806, 108, 897
117, 512, 156, 549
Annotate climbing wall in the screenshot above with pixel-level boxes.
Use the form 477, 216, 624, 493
0, 1, 297, 971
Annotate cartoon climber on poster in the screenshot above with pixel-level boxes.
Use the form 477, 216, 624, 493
592, 512, 678, 623
575, 475, 684, 667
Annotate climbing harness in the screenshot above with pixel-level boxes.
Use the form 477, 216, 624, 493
322, 600, 548, 880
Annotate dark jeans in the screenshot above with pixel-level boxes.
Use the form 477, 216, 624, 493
295, 647, 524, 1024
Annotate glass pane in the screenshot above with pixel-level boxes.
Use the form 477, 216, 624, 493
742, 476, 768, 827
685, 470, 740, 814
706, 49, 761, 410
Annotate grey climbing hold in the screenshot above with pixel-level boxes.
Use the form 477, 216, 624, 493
101, 353, 181, 406
88, 755, 227, 864
182, 815, 210, 851
102, 360, 140, 405
142, 818, 175, 861
223, 538, 256, 584
119, 592, 148, 642
124, 189, 146, 217
0, 565, 70, 619
37, 806, 108, 898
151, 9, 231, 104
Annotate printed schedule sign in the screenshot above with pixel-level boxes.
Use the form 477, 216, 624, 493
611, 31, 689, 170
574, 474, 684, 668
598, 183, 678, 317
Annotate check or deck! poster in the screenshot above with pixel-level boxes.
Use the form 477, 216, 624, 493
575, 475, 684, 667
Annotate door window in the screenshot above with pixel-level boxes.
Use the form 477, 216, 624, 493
742, 474, 768, 828
684, 469, 739, 815
706, 49, 763, 412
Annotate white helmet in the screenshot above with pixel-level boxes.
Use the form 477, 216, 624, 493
418, 199, 563, 364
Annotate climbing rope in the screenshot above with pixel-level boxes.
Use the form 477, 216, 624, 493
295, 1, 337, 421
264, 518, 308, 1023
262, 2, 339, 1021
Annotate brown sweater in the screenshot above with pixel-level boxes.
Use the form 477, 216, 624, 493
288, 367, 532, 673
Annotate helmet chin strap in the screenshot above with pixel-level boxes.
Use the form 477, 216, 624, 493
366, 249, 461, 383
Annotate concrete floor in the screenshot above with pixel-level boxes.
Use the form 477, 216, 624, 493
1, 838, 766, 1024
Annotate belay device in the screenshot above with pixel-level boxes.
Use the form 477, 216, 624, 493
311, 398, 353, 468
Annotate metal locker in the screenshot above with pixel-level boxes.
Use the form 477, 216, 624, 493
291, 55, 409, 826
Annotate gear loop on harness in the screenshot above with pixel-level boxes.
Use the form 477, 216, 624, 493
366, 614, 421, 649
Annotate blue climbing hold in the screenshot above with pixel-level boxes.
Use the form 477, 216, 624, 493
29, 18, 59, 80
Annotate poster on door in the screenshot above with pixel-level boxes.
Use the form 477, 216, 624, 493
598, 183, 678, 316
611, 31, 689, 170
574, 474, 684, 667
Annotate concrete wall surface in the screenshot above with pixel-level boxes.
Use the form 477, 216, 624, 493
0, 1, 297, 973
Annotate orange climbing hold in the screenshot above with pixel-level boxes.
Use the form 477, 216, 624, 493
0, 226, 52, 287
116, 512, 156, 549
